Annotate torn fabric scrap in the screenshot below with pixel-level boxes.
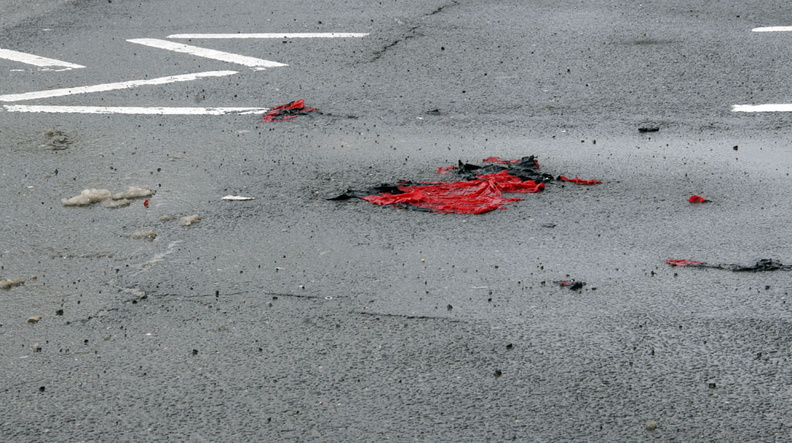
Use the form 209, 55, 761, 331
331, 156, 600, 214
262, 99, 318, 122
665, 259, 708, 267
666, 258, 791, 272
558, 176, 602, 185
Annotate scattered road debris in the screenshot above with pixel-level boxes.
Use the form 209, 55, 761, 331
556, 280, 586, 290
27, 316, 42, 324
62, 186, 153, 207
262, 99, 318, 122
143, 199, 150, 208
179, 215, 201, 226
331, 156, 601, 214
638, 126, 659, 133
0, 278, 25, 290
222, 195, 255, 201
666, 258, 791, 272
688, 195, 710, 203
42, 129, 73, 150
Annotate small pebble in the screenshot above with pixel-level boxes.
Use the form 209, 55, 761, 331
645, 420, 657, 431
27, 316, 42, 324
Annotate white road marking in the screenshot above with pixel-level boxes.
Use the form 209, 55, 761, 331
127, 38, 287, 70
732, 104, 792, 113
3, 105, 269, 115
167, 33, 369, 39
0, 71, 238, 102
0, 47, 85, 70
752, 27, 792, 32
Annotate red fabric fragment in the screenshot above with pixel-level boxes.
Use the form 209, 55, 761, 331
361, 171, 544, 214
262, 99, 318, 122
436, 165, 457, 174
558, 176, 602, 185
688, 195, 710, 203
665, 259, 707, 267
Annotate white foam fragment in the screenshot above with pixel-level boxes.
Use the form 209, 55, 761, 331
179, 215, 201, 226
112, 186, 153, 200
129, 230, 157, 240
0, 278, 25, 289
104, 199, 131, 208
222, 195, 255, 201
61, 189, 111, 206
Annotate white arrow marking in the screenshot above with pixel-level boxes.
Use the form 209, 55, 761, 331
167, 33, 369, 39
0, 47, 85, 70
128, 38, 287, 70
732, 104, 792, 112
752, 27, 792, 32
0, 71, 238, 102
3, 105, 269, 115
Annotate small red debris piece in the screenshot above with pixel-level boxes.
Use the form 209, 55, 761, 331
436, 165, 457, 174
558, 176, 602, 185
143, 199, 149, 208
262, 99, 318, 122
665, 259, 707, 267
688, 195, 710, 203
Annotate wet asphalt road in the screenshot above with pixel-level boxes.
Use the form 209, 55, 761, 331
2, 1, 792, 441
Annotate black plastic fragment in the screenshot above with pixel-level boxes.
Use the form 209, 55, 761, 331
453, 156, 555, 182
638, 126, 659, 133
726, 259, 791, 272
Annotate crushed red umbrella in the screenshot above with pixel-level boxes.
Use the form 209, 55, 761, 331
330, 156, 601, 214
666, 258, 791, 272
262, 99, 319, 122
688, 195, 710, 203
556, 280, 586, 290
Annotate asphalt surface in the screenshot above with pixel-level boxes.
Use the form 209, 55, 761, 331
2, 1, 792, 441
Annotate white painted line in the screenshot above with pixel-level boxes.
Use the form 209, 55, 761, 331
0, 47, 85, 70
3, 105, 269, 115
127, 38, 287, 70
732, 104, 792, 113
753, 27, 792, 32
167, 33, 369, 39
0, 71, 238, 102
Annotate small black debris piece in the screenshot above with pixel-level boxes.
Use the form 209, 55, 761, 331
638, 126, 659, 133
556, 280, 586, 291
